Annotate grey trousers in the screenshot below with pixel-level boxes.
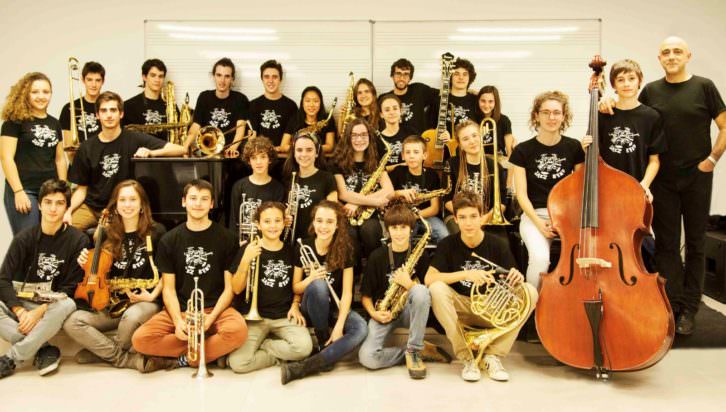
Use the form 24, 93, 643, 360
227, 317, 312, 374
62, 301, 159, 369
0, 298, 76, 365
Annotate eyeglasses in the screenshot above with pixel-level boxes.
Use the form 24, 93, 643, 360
350, 132, 369, 140
539, 110, 563, 118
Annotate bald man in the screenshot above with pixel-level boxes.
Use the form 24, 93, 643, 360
635, 37, 726, 335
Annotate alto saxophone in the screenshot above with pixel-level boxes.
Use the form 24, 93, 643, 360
338, 72, 356, 134
411, 164, 451, 206
302, 98, 337, 136
107, 235, 161, 318
375, 209, 430, 320
349, 138, 391, 226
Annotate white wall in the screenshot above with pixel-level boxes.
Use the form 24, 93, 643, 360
1, 0, 725, 259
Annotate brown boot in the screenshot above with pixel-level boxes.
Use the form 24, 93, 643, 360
139, 355, 179, 373
74, 349, 103, 365
405, 350, 427, 379
420, 341, 452, 363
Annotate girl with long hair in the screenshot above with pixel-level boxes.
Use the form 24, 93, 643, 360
280, 86, 337, 155
379, 94, 414, 169
1, 72, 66, 234
282, 200, 367, 384
353, 78, 382, 130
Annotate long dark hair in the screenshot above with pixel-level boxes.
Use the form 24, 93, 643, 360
104, 180, 155, 259
308, 200, 352, 272
477, 85, 502, 122
329, 117, 380, 175
353, 78, 380, 128
295, 86, 327, 124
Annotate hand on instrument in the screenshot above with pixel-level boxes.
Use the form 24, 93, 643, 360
326, 324, 344, 346
14, 191, 32, 214
438, 130, 451, 143
203, 315, 214, 332
466, 269, 495, 286
396, 188, 417, 203
17, 305, 45, 335
128, 288, 154, 303
308, 266, 329, 282
133, 147, 153, 158
698, 158, 715, 173
598, 97, 616, 115
640, 182, 654, 203
372, 310, 393, 324
174, 320, 189, 341
536, 217, 557, 239
287, 304, 306, 326
241, 238, 262, 266
581, 135, 593, 151
224, 146, 240, 158
77, 248, 89, 267
284, 213, 293, 228
392, 267, 413, 290
63, 209, 73, 226
502, 268, 525, 287
343, 203, 359, 217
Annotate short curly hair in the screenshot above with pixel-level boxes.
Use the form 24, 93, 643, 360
528, 91, 572, 132
242, 136, 277, 165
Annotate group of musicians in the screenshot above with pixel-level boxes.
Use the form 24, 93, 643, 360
1, 35, 725, 384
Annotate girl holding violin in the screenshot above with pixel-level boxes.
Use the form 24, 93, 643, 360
509, 92, 585, 289
63, 179, 172, 372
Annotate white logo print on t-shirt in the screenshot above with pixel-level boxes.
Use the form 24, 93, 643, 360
261, 260, 291, 288
401, 102, 414, 122
297, 185, 316, 209
260, 110, 281, 129
184, 247, 213, 277
459, 259, 490, 288
608, 126, 638, 154
113, 242, 147, 271
210, 108, 231, 129
388, 140, 403, 163
30, 125, 58, 148
100, 153, 121, 178
534, 153, 566, 180
80, 113, 100, 133
451, 105, 470, 125
143, 110, 163, 124
36, 253, 64, 280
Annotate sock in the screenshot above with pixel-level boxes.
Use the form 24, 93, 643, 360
178, 354, 189, 367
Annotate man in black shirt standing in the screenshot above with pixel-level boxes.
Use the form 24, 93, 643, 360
59, 61, 105, 155
380, 59, 438, 135
425, 191, 537, 382
602, 37, 726, 335
0, 179, 87, 379
65, 91, 185, 230
122, 59, 176, 140
184, 58, 250, 158
248, 60, 298, 155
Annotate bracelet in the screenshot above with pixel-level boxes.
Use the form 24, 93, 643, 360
13, 188, 24, 194
707, 155, 718, 165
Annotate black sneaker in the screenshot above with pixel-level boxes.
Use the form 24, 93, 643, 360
0, 355, 16, 379
34, 345, 61, 376
676, 310, 696, 335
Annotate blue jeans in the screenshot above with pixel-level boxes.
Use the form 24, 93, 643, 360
4, 184, 39, 235
301, 279, 367, 365
415, 217, 449, 242
358, 283, 431, 370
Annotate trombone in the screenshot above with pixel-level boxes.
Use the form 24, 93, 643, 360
66, 57, 87, 153
186, 276, 213, 378
479, 117, 510, 226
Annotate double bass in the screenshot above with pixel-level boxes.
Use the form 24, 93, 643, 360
535, 56, 674, 380
74, 210, 112, 311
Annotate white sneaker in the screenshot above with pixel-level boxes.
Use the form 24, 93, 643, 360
461, 359, 481, 382
483, 354, 509, 381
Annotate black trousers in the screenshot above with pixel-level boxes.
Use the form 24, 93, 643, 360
651, 166, 713, 314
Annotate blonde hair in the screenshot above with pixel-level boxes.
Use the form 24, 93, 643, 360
1, 72, 52, 122
528, 91, 572, 132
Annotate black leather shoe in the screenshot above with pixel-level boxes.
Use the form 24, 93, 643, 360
676, 310, 695, 335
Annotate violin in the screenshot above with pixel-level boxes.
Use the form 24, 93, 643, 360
74, 210, 113, 311
535, 56, 674, 379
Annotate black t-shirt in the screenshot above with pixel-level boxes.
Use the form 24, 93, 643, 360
68, 130, 167, 210
156, 222, 239, 311
108, 224, 166, 281
444, 155, 504, 215
639, 75, 726, 170
122, 92, 177, 140
0, 225, 88, 308
229, 177, 286, 239
446, 93, 479, 126
334, 162, 377, 194
248, 95, 298, 146
389, 165, 441, 210
361, 244, 431, 304
284, 114, 337, 141
1, 116, 62, 191
380, 83, 438, 134
475, 114, 512, 156
59, 97, 101, 139
295, 237, 353, 300
598, 105, 667, 181
192, 90, 250, 133
380, 125, 415, 166
292, 170, 337, 241
431, 233, 515, 296
236, 244, 294, 319
509, 136, 585, 209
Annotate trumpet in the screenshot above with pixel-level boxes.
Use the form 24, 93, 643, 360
480, 117, 510, 226
297, 239, 340, 308
238, 193, 258, 246
65, 57, 87, 153
245, 236, 262, 321
186, 276, 213, 378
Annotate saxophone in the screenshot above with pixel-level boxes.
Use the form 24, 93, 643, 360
338, 72, 356, 134
302, 98, 337, 136
375, 209, 430, 320
164, 81, 179, 145
107, 235, 161, 318
349, 138, 391, 226
411, 164, 451, 206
